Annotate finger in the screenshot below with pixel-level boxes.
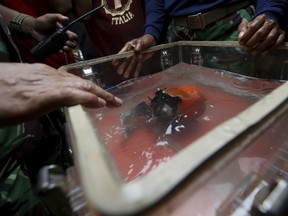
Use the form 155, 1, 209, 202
65, 40, 77, 49
66, 31, 78, 41
53, 14, 69, 25
133, 62, 142, 78
253, 19, 277, 49
78, 79, 122, 105
252, 27, 279, 55
134, 38, 143, 55
43, 87, 106, 109
67, 78, 123, 107
44, 13, 69, 26
112, 58, 120, 67
265, 30, 285, 55
270, 31, 285, 50
112, 44, 133, 67
116, 57, 130, 75
62, 46, 71, 52
124, 42, 136, 52
119, 41, 135, 53
238, 21, 249, 34
123, 57, 137, 78
239, 15, 266, 47
56, 22, 64, 29
64, 89, 107, 108
238, 21, 249, 46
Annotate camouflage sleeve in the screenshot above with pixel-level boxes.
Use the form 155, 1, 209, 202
0, 124, 49, 215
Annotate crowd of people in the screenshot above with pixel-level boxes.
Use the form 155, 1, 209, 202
0, 0, 287, 215
0, 2, 123, 215
114, 0, 288, 77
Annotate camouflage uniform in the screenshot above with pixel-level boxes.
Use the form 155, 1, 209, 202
0, 124, 50, 216
0, 16, 65, 215
166, 6, 255, 75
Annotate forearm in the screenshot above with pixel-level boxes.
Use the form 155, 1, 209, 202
254, 0, 288, 28
144, 0, 166, 43
0, 4, 35, 34
0, 4, 21, 26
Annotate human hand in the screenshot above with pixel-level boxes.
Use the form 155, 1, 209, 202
112, 34, 156, 78
0, 63, 123, 127
23, 13, 78, 52
238, 14, 285, 56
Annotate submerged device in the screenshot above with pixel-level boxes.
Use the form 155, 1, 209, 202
31, 4, 104, 60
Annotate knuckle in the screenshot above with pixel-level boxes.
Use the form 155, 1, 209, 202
266, 19, 276, 26
258, 14, 267, 20
81, 79, 95, 91
247, 21, 258, 31
59, 87, 73, 98
105, 93, 115, 101
34, 63, 53, 74
266, 33, 276, 42
255, 29, 266, 38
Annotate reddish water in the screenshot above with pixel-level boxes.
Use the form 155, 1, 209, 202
85, 63, 283, 182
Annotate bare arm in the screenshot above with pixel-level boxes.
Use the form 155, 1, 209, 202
0, 4, 20, 27
0, 63, 123, 127
0, 4, 78, 52
0, 4, 38, 35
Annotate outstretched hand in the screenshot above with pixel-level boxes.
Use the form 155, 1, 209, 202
238, 14, 285, 56
112, 34, 156, 78
0, 63, 123, 126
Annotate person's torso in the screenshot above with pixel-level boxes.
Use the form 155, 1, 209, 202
165, 0, 242, 16
84, 0, 145, 56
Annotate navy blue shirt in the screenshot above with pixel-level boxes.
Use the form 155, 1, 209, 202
144, 0, 288, 42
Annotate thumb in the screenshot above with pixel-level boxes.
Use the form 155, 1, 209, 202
44, 14, 69, 26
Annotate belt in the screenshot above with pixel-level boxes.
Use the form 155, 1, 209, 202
173, 1, 251, 29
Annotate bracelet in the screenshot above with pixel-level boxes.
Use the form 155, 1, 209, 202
9, 13, 31, 33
